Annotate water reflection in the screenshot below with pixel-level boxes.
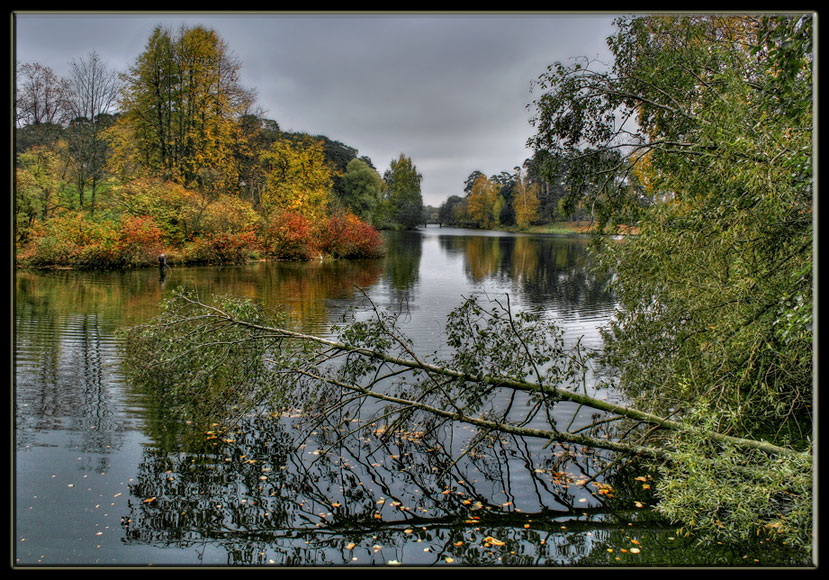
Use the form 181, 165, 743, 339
19, 231, 801, 566
433, 229, 613, 314
121, 411, 645, 566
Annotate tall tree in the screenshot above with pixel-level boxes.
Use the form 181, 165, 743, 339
118, 25, 255, 193
528, 13, 813, 546
511, 167, 540, 229
339, 157, 385, 224
15, 144, 70, 233
260, 136, 334, 221
466, 173, 499, 229
383, 153, 424, 229
437, 195, 464, 226
15, 62, 69, 127
64, 51, 122, 212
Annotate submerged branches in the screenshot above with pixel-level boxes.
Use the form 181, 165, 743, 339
123, 289, 805, 462
120, 287, 812, 552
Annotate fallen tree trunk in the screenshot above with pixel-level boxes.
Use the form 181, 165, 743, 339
173, 291, 804, 460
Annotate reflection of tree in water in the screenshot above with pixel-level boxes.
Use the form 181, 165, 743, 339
381, 230, 422, 302
437, 234, 614, 313
15, 302, 127, 463
121, 406, 668, 566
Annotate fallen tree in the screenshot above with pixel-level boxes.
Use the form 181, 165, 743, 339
121, 288, 812, 554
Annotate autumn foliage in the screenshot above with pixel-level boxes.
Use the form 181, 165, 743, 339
264, 211, 316, 261
312, 212, 384, 259
265, 210, 384, 261
15, 24, 388, 271
19, 212, 164, 269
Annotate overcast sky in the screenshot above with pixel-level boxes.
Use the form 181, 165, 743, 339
14, 11, 619, 206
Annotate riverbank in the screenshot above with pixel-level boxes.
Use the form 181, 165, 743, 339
429, 221, 638, 236
15, 211, 384, 271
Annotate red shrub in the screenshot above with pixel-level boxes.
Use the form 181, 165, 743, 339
265, 211, 316, 260
315, 213, 384, 259
186, 229, 261, 264
116, 215, 164, 267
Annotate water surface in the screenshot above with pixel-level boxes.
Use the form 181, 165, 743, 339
14, 227, 804, 566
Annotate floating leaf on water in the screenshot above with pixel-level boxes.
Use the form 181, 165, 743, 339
483, 536, 506, 546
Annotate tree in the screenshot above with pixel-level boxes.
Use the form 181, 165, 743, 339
528, 13, 813, 548
64, 51, 122, 213
234, 114, 282, 208
511, 167, 540, 229
338, 157, 385, 224
15, 62, 69, 127
463, 170, 485, 195
117, 25, 255, 192
466, 173, 499, 229
437, 195, 464, 226
382, 154, 421, 228
123, 288, 813, 553
260, 136, 334, 221
15, 145, 71, 240
383, 153, 424, 229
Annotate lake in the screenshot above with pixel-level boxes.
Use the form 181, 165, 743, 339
13, 227, 805, 567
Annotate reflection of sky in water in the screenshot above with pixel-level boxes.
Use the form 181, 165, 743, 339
366, 228, 616, 354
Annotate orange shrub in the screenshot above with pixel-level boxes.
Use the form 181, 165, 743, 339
116, 215, 164, 267
184, 229, 261, 265
264, 211, 316, 260
314, 213, 384, 259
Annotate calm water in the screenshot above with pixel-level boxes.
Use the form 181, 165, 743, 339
13, 228, 805, 567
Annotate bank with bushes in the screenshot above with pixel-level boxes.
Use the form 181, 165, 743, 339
16, 209, 384, 270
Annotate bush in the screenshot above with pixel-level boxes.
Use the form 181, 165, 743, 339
314, 213, 384, 259
116, 215, 164, 267
18, 212, 164, 269
264, 211, 316, 261
264, 211, 384, 261
184, 229, 261, 265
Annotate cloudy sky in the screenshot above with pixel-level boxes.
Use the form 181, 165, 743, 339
14, 11, 619, 206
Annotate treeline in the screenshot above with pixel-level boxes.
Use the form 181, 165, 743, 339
435, 150, 609, 230
14, 24, 425, 269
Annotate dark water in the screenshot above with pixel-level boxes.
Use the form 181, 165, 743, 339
13, 228, 806, 567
